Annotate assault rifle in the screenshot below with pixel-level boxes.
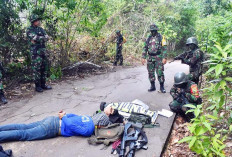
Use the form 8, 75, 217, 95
119, 123, 148, 157
169, 50, 192, 63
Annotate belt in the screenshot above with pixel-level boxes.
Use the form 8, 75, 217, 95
58, 119, 62, 135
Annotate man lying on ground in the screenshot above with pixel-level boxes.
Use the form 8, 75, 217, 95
0, 105, 122, 143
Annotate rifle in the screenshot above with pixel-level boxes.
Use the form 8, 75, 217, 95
169, 50, 192, 63
119, 123, 148, 157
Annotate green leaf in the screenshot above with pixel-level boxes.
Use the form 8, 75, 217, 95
196, 126, 208, 136
220, 80, 226, 89
205, 66, 216, 75
189, 136, 197, 148
203, 122, 211, 131
225, 77, 232, 82
178, 136, 193, 143
184, 104, 196, 109
219, 95, 225, 108
215, 64, 223, 77
206, 114, 218, 120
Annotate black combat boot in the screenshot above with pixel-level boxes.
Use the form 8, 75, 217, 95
119, 61, 123, 66
160, 82, 166, 93
148, 81, 156, 92
113, 61, 117, 66
41, 79, 52, 90
0, 90, 8, 104
35, 82, 43, 92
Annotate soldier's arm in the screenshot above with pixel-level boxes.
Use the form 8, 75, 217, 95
142, 39, 148, 59
170, 86, 179, 99
186, 84, 200, 103
183, 50, 200, 65
162, 45, 167, 59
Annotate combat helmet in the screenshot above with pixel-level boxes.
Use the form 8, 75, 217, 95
174, 72, 188, 85
150, 24, 158, 31
186, 37, 198, 46
116, 30, 121, 34
29, 14, 41, 23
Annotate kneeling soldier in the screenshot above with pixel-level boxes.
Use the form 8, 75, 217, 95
169, 72, 202, 121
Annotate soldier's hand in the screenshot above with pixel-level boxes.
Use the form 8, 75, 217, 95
162, 58, 167, 64
141, 58, 146, 65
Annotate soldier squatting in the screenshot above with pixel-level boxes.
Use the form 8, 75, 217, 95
0, 15, 204, 121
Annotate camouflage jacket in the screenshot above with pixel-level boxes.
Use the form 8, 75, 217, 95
170, 81, 201, 104
26, 25, 48, 47
182, 48, 203, 74
142, 33, 167, 60
116, 34, 123, 47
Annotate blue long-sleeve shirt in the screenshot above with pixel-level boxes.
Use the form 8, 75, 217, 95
61, 114, 95, 137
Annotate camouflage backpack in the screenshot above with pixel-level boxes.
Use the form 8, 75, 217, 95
88, 123, 124, 146
128, 112, 151, 126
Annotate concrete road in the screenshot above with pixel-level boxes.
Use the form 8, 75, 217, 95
0, 61, 188, 157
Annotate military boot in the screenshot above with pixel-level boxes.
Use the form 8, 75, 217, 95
0, 90, 8, 104
41, 80, 52, 90
113, 61, 117, 66
148, 81, 156, 92
160, 82, 166, 93
119, 61, 123, 66
35, 82, 43, 92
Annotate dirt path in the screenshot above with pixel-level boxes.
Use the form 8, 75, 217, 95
0, 61, 188, 157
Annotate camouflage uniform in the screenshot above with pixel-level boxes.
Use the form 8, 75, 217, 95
26, 24, 49, 87
0, 71, 3, 90
142, 34, 167, 84
114, 32, 124, 65
182, 49, 203, 84
169, 80, 201, 121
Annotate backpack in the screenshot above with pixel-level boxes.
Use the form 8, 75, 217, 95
88, 123, 124, 146
128, 112, 151, 125
123, 36, 127, 44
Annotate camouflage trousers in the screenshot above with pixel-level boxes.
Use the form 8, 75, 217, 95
114, 46, 123, 64
0, 71, 3, 90
169, 100, 196, 121
147, 56, 165, 83
30, 46, 49, 84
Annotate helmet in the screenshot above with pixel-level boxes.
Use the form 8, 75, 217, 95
186, 37, 198, 46
150, 24, 158, 31
29, 14, 41, 23
174, 72, 187, 85
116, 30, 121, 34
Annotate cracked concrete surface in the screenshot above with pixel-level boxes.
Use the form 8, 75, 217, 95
0, 61, 188, 157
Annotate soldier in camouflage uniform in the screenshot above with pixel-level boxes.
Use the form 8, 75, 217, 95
169, 72, 202, 121
113, 30, 124, 66
181, 37, 204, 84
26, 14, 52, 92
0, 62, 7, 104
142, 24, 167, 93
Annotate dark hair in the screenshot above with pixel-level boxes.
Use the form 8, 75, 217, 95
100, 102, 107, 111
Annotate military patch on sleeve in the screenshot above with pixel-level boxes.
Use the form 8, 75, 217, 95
190, 84, 199, 97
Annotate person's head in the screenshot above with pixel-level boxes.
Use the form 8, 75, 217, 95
150, 24, 158, 36
186, 37, 198, 51
104, 105, 114, 116
30, 14, 41, 27
116, 30, 121, 36
174, 72, 188, 88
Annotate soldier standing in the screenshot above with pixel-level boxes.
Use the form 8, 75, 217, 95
26, 14, 52, 92
181, 37, 204, 84
142, 24, 167, 93
0, 62, 7, 104
113, 30, 124, 66
169, 72, 202, 121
